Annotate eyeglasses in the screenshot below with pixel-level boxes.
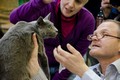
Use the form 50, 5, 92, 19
87, 34, 120, 41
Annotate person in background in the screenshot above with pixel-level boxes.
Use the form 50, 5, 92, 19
85, 0, 101, 19
9, 0, 95, 79
53, 19, 120, 80
101, 0, 120, 20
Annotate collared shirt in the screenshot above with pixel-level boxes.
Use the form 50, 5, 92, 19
73, 59, 120, 80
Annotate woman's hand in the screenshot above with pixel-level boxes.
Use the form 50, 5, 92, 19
27, 33, 40, 77
53, 43, 89, 77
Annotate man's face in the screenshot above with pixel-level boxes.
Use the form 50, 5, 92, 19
89, 21, 120, 60
60, 0, 88, 17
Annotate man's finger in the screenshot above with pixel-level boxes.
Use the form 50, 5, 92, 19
53, 48, 65, 63
67, 43, 80, 55
57, 45, 72, 57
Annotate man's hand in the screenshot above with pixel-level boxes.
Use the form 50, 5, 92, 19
27, 33, 40, 77
53, 43, 89, 77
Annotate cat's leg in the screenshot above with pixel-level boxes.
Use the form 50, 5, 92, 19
38, 42, 50, 80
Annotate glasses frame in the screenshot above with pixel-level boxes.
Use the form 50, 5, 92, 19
87, 34, 120, 41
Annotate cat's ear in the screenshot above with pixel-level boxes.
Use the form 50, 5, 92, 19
44, 13, 51, 20
36, 16, 44, 26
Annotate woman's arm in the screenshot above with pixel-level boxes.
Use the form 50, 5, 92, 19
27, 33, 48, 80
10, 0, 53, 24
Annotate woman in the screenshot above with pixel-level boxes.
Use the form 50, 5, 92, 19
10, 0, 95, 79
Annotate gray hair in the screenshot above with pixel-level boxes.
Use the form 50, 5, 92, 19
103, 19, 120, 37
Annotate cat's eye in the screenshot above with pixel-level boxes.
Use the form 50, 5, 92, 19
47, 24, 52, 28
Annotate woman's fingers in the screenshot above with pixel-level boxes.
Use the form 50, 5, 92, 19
32, 33, 38, 57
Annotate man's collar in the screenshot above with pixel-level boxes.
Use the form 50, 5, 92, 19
111, 58, 120, 73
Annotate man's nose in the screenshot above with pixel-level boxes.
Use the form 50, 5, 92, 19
91, 35, 99, 41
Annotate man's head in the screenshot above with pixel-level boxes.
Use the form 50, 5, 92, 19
60, 0, 88, 17
88, 20, 120, 60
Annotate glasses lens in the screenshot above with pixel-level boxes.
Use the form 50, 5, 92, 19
87, 34, 93, 41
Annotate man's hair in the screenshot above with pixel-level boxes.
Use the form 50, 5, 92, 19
103, 19, 120, 37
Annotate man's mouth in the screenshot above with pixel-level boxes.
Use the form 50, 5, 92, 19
91, 44, 100, 49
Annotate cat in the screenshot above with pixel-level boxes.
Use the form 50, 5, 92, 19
0, 13, 58, 80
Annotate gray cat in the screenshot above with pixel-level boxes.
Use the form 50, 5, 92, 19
0, 13, 58, 80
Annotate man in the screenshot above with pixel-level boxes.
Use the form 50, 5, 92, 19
86, 0, 120, 66
53, 19, 120, 80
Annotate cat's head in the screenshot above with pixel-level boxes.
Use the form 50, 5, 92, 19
33, 13, 58, 39
6, 13, 58, 41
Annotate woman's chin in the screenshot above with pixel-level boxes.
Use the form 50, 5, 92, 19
61, 10, 73, 17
